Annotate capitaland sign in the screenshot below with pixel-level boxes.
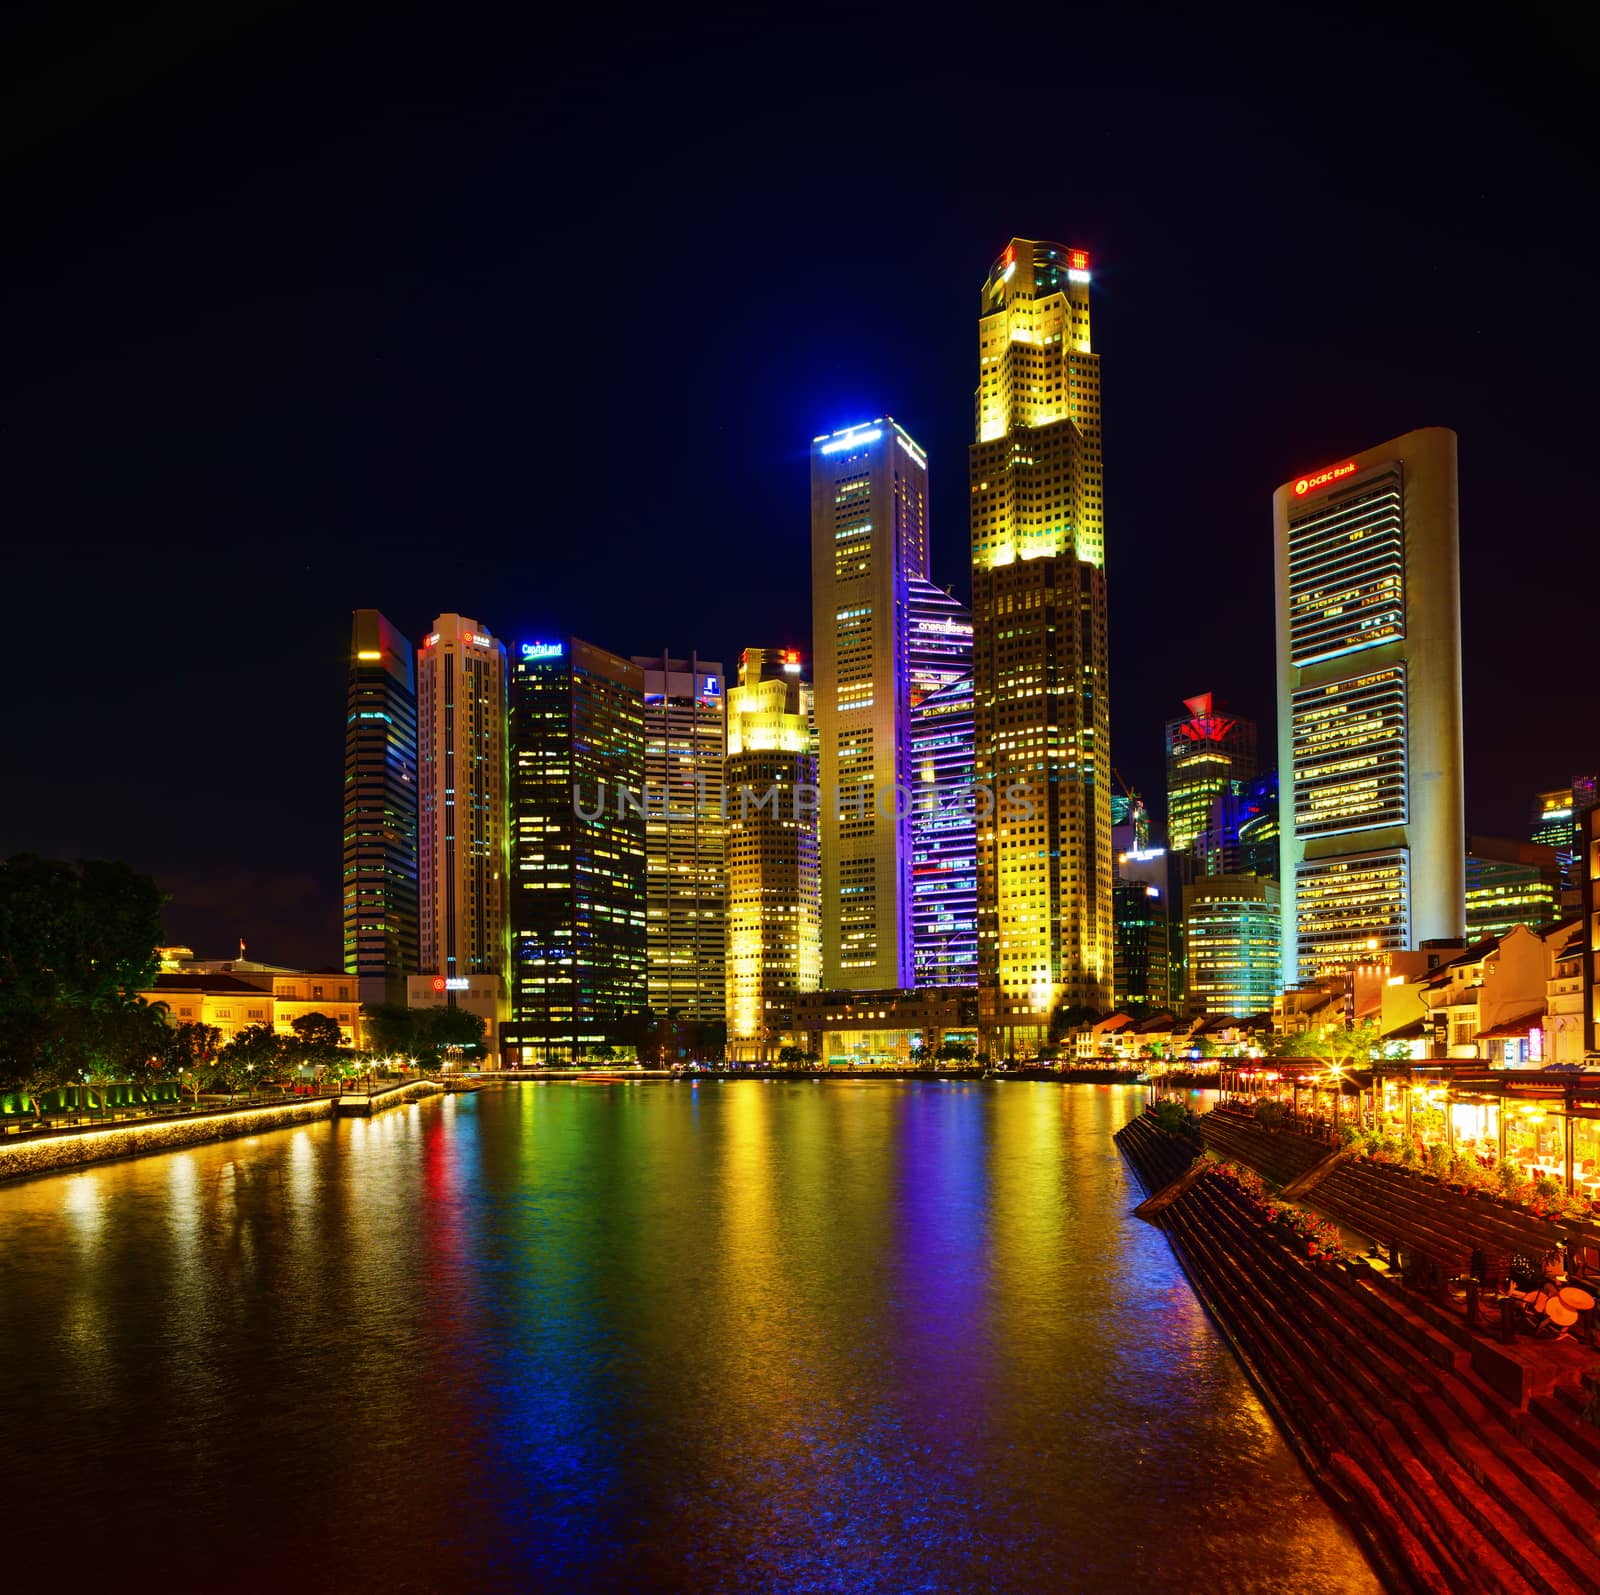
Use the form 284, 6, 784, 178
1293, 460, 1358, 496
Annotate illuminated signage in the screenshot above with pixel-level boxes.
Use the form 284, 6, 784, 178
820, 427, 882, 455
1069, 249, 1088, 271
431, 976, 446, 992
1292, 460, 1358, 496
356, 650, 381, 661
424, 633, 440, 648
445, 977, 470, 991
521, 641, 564, 659
466, 633, 492, 650
1001, 245, 1014, 268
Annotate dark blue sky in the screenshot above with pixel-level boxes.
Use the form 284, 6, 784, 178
3, 7, 1593, 966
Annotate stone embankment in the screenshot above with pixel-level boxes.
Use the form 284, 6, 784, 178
1116, 1108, 1600, 1595
0, 1079, 444, 1182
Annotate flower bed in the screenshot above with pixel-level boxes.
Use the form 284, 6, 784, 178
1203, 1153, 1344, 1261
1347, 1130, 1598, 1223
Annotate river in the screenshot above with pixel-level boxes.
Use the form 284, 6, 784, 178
0, 1081, 1377, 1592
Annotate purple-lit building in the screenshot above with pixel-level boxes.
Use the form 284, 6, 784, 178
908, 578, 976, 988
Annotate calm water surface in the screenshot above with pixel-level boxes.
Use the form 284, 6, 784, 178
0, 1082, 1377, 1592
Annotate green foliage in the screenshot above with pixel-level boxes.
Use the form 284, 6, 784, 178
358, 1002, 487, 1066
0, 855, 167, 1107
1150, 1099, 1194, 1138
215, 1023, 283, 1096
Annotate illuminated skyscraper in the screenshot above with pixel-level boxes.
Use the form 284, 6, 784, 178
1194, 771, 1279, 880
970, 237, 1112, 1050
416, 616, 510, 1014
905, 578, 975, 988
724, 648, 821, 1057
1274, 427, 1466, 986
343, 609, 418, 1006
810, 417, 929, 989
1166, 694, 1257, 857
1465, 836, 1562, 941
911, 674, 977, 988
632, 653, 726, 1025
506, 637, 645, 1063
1531, 778, 1597, 891
1184, 875, 1281, 1017
1113, 880, 1171, 1010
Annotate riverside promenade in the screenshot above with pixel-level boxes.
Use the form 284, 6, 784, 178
1116, 1106, 1600, 1593
0, 1077, 444, 1183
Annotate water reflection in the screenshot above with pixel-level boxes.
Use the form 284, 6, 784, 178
0, 1083, 1376, 1592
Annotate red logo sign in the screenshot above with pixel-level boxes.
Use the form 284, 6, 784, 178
431, 976, 446, 993
1293, 460, 1358, 496
1069, 249, 1089, 270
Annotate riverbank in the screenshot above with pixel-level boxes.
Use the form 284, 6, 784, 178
493, 1065, 1147, 1084
0, 1078, 444, 1183
1116, 1108, 1600, 1592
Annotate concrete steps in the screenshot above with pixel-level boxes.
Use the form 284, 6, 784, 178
1154, 1166, 1600, 1592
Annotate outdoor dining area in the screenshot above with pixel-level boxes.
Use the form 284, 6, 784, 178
1214, 1060, 1600, 1203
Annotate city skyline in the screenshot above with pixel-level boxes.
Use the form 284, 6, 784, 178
5, 17, 1594, 969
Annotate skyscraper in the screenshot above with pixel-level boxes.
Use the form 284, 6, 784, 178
343, 610, 418, 1006
1113, 880, 1171, 1011
633, 652, 726, 1025
911, 674, 977, 989
907, 577, 975, 989
1166, 694, 1257, 857
1464, 836, 1562, 941
810, 417, 929, 989
1184, 875, 1281, 1017
970, 237, 1112, 1051
507, 637, 646, 1063
1194, 771, 1279, 880
416, 616, 510, 1012
1531, 778, 1597, 891
1274, 427, 1466, 986
724, 648, 821, 1057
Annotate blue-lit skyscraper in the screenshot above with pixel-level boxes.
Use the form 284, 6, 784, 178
909, 579, 976, 989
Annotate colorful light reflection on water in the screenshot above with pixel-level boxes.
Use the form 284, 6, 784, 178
0, 1083, 1376, 1592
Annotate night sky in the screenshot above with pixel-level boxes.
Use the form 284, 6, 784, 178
4, 8, 1593, 968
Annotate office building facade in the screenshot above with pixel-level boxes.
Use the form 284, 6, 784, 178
1273, 427, 1466, 986
1464, 835, 1562, 941
724, 648, 821, 1057
343, 609, 419, 1006
810, 417, 929, 989
1194, 771, 1279, 881
633, 652, 726, 1025
507, 638, 646, 1062
1184, 875, 1281, 1018
1531, 778, 1597, 891
970, 237, 1112, 1048
911, 673, 977, 988
416, 616, 510, 1019
1113, 880, 1171, 1010
905, 577, 975, 988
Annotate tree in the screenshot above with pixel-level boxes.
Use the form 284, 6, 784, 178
361, 1003, 417, 1060
0, 855, 165, 1110
215, 1024, 282, 1102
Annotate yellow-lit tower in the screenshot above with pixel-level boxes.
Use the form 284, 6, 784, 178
970, 239, 1112, 1054
724, 648, 821, 1058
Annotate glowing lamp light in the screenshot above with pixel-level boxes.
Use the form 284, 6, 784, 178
1292, 460, 1359, 496
356, 650, 382, 661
